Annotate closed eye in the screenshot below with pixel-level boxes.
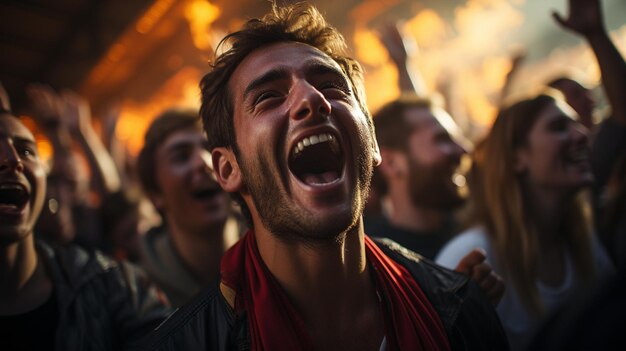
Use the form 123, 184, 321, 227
318, 81, 352, 100
254, 90, 282, 106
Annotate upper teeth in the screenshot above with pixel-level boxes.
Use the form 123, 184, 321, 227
293, 133, 335, 155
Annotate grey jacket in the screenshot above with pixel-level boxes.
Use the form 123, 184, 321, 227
38, 241, 172, 351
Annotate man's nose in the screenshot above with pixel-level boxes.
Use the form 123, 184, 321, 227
0, 141, 24, 173
290, 81, 331, 121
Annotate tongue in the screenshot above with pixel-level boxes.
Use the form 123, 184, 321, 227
302, 171, 339, 186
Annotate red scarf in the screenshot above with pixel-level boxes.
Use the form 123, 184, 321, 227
220, 230, 451, 351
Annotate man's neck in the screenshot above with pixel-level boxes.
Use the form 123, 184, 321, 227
0, 235, 52, 315
169, 218, 238, 287
254, 219, 384, 350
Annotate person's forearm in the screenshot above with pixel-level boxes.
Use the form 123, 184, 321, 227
586, 30, 626, 125
75, 124, 121, 194
396, 61, 427, 95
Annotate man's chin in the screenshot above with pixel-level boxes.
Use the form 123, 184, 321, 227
266, 209, 359, 245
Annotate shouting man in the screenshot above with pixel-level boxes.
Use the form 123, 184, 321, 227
138, 4, 507, 351
0, 86, 169, 351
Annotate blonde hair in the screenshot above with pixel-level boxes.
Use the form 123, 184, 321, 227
470, 92, 596, 314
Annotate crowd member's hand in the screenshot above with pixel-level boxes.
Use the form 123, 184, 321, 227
455, 249, 505, 306
552, 0, 604, 37
377, 23, 415, 66
0, 82, 10, 111
102, 101, 121, 147
61, 90, 92, 137
377, 22, 427, 95
26, 84, 64, 129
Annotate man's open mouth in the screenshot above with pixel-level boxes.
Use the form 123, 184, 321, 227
288, 132, 344, 186
0, 183, 29, 212
564, 147, 589, 166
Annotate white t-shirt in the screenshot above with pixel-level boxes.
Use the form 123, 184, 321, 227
435, 226, 614, 351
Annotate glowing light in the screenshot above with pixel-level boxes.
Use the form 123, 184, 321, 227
404, 9, 448, 49
353, 26, 400, 112
357, 0, 528, 136
115, 67, 203, 156
185, 0, 221, 50
107, 43, 126, 62
354, 27, 389, 66
136, 0, 176, 34
453, 174, 467, 188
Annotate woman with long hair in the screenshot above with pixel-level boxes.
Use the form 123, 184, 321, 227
436, 91, 614, 350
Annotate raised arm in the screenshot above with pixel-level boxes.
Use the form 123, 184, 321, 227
378, 23, 428, 95
61, 90, 121, 195
26, 84, 74, 176
553, 0, 626, 126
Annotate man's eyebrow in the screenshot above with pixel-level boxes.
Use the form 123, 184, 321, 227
243, 67, 290, 102
14, 135, 36, 145
304, 62, 345, 79
163, 140, 195, 153
13, 136, 38, 152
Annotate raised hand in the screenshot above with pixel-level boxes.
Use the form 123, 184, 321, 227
60, 90, 92, 136
26, 83, 64, 129
455, 248, 505, 306
552, 0, 605, 37
0, 82, 10, 111
377, 22, 416, 66
377, 22, 427, 94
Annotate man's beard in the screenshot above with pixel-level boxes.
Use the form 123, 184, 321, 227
236, 143, 373, 245
408, 159, 466, 211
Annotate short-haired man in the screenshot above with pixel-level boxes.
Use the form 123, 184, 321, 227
366, 95, 468, 260
136, 109, 241, 307
138, 4, 508, 350
0, 88, 169, 350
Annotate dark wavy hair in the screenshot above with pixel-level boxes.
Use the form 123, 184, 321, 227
137, 108, 201, 195
199, 2, 371, 224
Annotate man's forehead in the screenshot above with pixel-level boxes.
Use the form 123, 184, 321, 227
403, 107, 442, 131
0, 115, 35, 141
160, 128, 206, 150
230, 41, 342, 87
404, 106, 463, 138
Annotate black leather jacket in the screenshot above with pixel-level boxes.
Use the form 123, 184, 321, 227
136, 239, 509, 350
38, 241, 172, 351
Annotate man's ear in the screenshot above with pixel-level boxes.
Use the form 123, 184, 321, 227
372, 138, 382, 167
212, 147, 243, 192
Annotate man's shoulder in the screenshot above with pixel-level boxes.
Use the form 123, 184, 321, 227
38, 241, 118, 282
374, 237, 509, 350
134, 283, 233, 351
373, 237, 469, 292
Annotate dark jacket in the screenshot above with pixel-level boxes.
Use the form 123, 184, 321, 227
38, 241, 172, 351
136, 238, 509, 350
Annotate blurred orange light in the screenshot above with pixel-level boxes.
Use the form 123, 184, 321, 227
136, 0, 176, 34
185, 0, 221, 50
